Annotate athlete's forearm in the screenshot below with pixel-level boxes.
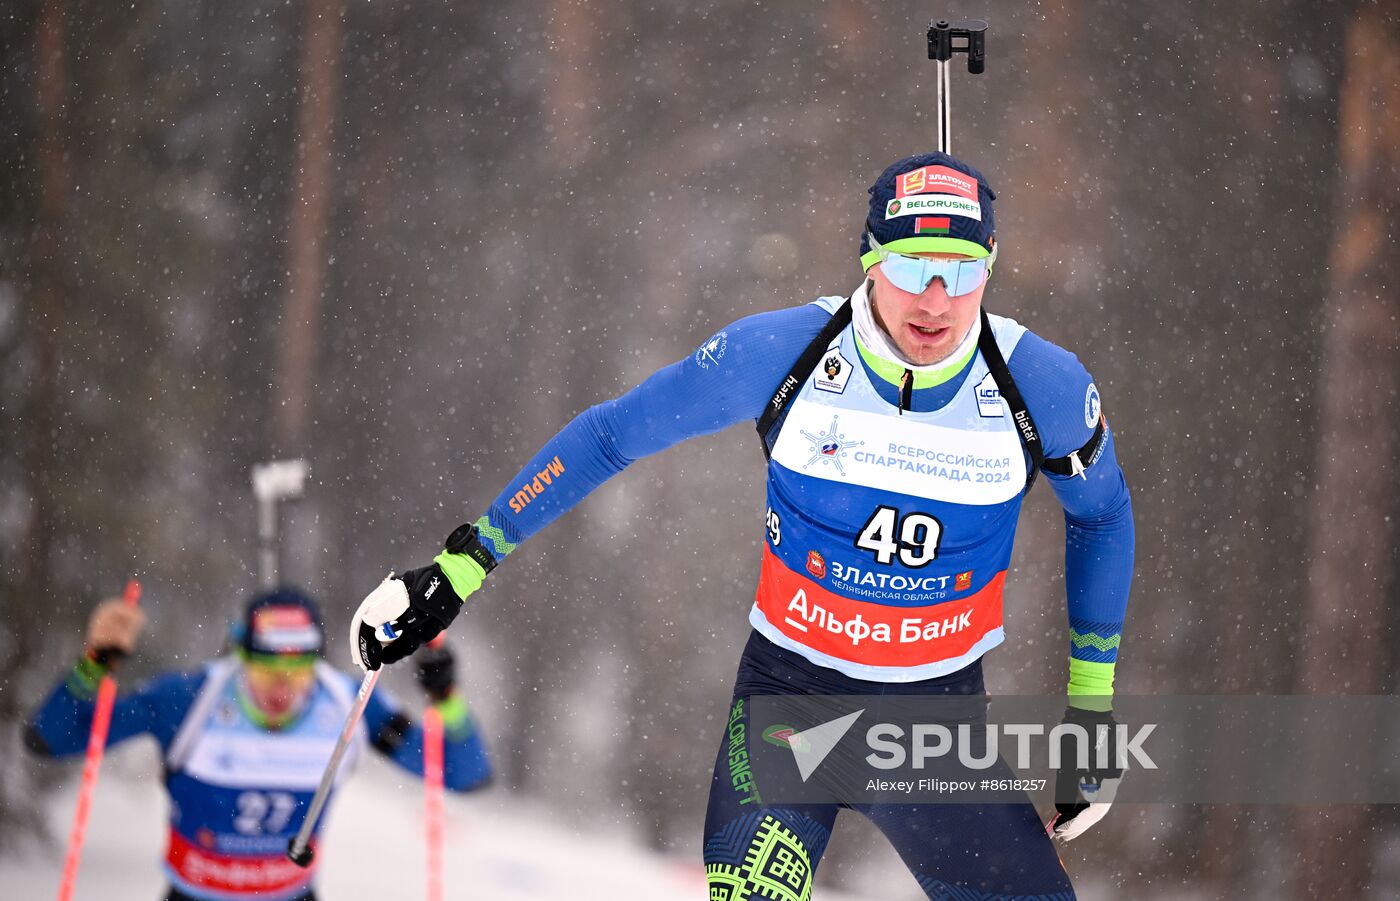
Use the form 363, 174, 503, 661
371, 693, 492, 791
24, 659, 110, 756
24, 660, 195, 756
1050, 431, 1134, 700
473, 398, 643, 560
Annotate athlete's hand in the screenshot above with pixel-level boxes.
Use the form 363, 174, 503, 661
351, 523, 498, 671
85, 598, 147, 666
351, 565, 463, 671
1046, 706, 1123, 843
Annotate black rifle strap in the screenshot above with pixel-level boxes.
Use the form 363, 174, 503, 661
756, 293, 856, 459
976, 307, 1045, 494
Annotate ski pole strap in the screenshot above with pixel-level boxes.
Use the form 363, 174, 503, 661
757, 294, 856, 459
976, 308, 1044, 493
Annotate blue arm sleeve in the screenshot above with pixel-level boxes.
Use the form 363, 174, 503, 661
1008, 332, 1135, 688
361, 682, 492, 792
25, 662, 204, 758
474, 302, 834, 558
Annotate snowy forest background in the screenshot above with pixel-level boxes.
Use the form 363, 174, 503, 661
2, 0, 1397, 897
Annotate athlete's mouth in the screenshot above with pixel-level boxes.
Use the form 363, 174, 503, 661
908, 323, 949, 340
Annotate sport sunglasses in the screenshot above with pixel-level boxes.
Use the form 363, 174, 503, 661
877, 250, 989, 297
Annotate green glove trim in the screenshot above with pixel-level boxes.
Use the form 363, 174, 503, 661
433, 551, 487, 602
1067, 659, 1115, 711
432, 692, 471, 734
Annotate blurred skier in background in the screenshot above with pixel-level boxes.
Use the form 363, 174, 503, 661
25, 587, 492, 901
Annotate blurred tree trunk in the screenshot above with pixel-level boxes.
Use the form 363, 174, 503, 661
1295, 4, 1400, 897
14, 0, 69, 687
272, 0, 342, 454
1, 0, 72, 849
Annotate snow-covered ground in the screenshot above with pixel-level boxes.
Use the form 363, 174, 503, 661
1, 743, 878, 900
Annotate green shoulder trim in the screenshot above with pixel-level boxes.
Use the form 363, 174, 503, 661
1067, 659, 1115, 709
434, 551, 486, 602
853, 328, 976, 389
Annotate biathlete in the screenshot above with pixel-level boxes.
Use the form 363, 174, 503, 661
347, 150, 1133, 899
26, 588, 492, 901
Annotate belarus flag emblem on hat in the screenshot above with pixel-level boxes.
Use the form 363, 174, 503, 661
915, 216, 951, 235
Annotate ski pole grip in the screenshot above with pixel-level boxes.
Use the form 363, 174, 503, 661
123, 579, 142, 607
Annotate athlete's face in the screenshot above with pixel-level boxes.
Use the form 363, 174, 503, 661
869, 252, 987, 366
243, 656, 316, 726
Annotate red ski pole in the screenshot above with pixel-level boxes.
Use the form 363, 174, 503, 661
422, 634, 446, 901
56, 578, 141, 901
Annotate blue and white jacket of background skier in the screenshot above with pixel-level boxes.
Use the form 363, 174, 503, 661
26, 655, 492, 901
466, 276, 1133, 695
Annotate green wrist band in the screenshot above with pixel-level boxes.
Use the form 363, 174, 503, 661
1067, 658, 1115, 712
433, 551, 487, 602
432, 692, 470, 733
67, 655, 108, 698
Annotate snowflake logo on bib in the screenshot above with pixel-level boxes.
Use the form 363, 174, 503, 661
800, 416, 863, 475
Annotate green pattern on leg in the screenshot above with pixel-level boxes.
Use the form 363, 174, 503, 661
706, 815, 813, 901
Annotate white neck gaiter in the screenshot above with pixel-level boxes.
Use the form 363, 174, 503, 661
850, 279, 980, 372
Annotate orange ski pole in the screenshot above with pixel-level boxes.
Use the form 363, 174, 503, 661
56, 578, 141, 901
422, 634, 446, 901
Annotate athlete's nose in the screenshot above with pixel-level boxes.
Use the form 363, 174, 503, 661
915, 277, 953, 314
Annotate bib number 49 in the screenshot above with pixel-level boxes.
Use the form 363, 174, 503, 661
855, 505, 942, 568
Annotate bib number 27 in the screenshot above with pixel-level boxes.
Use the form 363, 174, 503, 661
855, 505, 941, 568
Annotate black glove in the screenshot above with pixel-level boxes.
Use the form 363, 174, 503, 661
1047, 706, 1123, 843
415, 643, 457, 702
350, 523, 498, 672
351, 563, 463, 671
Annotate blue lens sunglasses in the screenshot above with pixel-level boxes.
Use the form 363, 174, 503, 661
866, 231, 995, 297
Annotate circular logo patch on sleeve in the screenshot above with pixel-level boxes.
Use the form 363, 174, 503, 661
1084, 383, 1102, 428
694, 331, 728, 369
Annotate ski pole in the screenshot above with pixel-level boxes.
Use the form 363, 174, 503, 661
926, 18, 989, 153
422, 635, 446, 901
287, 666, 381, 867
56, 578, 141, 901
